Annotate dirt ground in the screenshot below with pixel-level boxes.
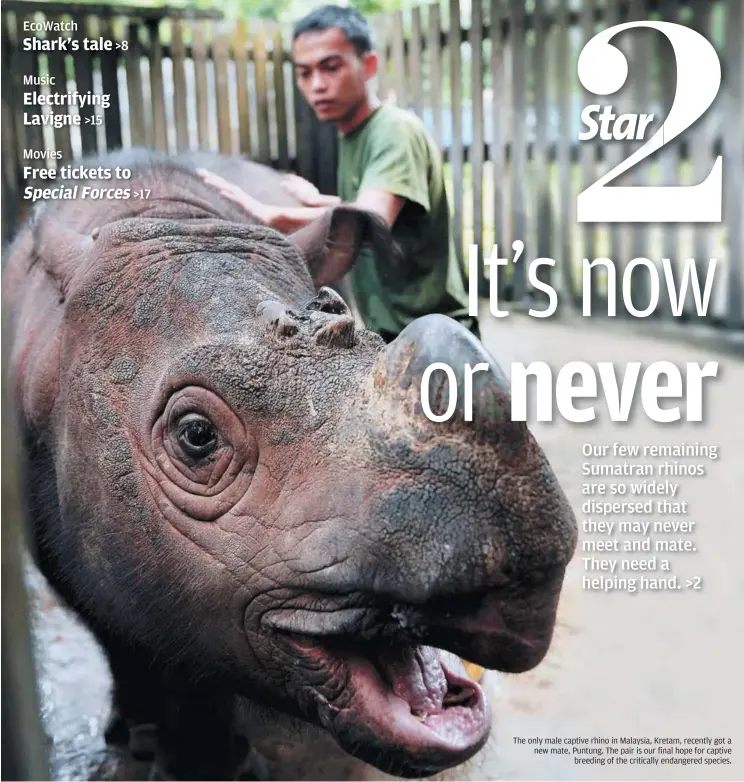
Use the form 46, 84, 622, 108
22, 311, 744, 781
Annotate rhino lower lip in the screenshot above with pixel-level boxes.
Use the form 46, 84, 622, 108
269, 625, 491, 774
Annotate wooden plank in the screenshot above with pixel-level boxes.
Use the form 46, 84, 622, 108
533, 0, 551, 292
98, 16, 122, 151
604, 0, 625, 314
171, 19, 189, 151
45, 13, 74, 163
124, 20, 147, 147
427, 4, 443, 147
12, 14, 41, 160
653, 0, 677, 319
579, 0, 597, 310
1, 10, 20, 242
292, 80, 315, 181
71, 14, 98, 156
191, 20, 210, 149
146, 18, 167, 151
448, 0, 464, 267
233, 18, 252, 156
555, 0, 575, 303
509, 0, 527, 299
391, 10, 407, 107
374, 16, 389, 100
689, 0, 712, 302
723, 0, 743, 327
470, 0, 484, 257
212, 23, 232, 154
272, 24, 289, 170
489, 0, 506, 289
629, 0, 651, 313
408, 6, 423, 118
253, 24, 270, 163
315, 122, 338, 196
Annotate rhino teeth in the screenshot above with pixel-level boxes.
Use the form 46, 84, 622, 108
411, 710, 427, 722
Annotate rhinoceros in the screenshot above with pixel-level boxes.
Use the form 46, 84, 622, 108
3, 148, 577, 781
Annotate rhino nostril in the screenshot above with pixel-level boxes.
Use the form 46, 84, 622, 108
305, 286, 350, 316
257, 299, 299, 338
314, 314, 356, 348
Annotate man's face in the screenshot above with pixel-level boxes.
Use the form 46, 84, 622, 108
292, 26, 375, 124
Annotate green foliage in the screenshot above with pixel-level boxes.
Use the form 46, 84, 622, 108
176, 0, 402, 22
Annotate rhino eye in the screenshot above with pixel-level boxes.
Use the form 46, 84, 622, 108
177, 413, 218, 459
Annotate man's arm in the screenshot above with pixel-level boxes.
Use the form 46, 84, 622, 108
267, 188, 405, 232
197, 169, 407, 233
354, 188, 406, 227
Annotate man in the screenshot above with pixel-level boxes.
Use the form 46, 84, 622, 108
199, 3, 478, 343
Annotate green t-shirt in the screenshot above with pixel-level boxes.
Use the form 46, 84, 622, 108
337, 104, 471, 336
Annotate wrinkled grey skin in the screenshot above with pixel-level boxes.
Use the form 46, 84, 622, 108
3, 148, 577, 781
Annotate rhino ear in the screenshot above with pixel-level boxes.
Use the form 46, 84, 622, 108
288, 205, 396, 288
29, 207, 96, 301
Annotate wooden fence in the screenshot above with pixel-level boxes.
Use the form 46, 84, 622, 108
2, 0, 743, 328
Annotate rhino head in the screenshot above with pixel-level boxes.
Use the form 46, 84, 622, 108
9, 181, 577, 779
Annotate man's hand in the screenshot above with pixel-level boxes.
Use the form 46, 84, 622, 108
196, 168, 278, 225
197, 168, 334, 234
281, 173, 341, 207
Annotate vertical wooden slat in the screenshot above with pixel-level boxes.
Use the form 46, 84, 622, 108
629, 0, 651, 313
533, 0, 551, 293
724, 0, 743, 327
449, 0, 464, 266
689, 0, 712, 308
233, 18, 252, 157
374, 16, 389, 100
556, 0, 575, 303
579, 0, 597, 310
12, 11, 29, 168
273, 25, 289, 169
192, 21, 211, 150
46, 13, 74, 163
604, 0, 625, 315
72, 14, 97, 157
391, 10, 407, 107
470, 0, 484, 257
99, 16, 122, 151
490, 0, 505, 263
171, 19, 189, 151
125, 20, 146, 147
1, 10, 20, 242
146, 18, 167, 151
253, 25, 270, 163
652, 0, 677, 319
213, 24, 232, 154
427, 4, 443, 147
315, 123, 339, 196
409, 6, 423, 118
293, 81, 315, 181
509, 0, 527, 300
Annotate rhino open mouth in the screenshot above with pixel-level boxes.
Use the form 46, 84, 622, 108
263, 607, 492, 777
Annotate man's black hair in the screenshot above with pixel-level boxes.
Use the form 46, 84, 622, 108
292, 4, 375, 55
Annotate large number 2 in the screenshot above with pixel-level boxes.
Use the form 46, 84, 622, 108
576, 21, 722, 223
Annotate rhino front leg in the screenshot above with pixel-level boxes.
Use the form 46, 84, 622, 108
102, 640, 253, 780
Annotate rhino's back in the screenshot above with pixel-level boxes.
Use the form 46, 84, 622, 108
2, 147, 303, 427
3, 147, 300, 299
